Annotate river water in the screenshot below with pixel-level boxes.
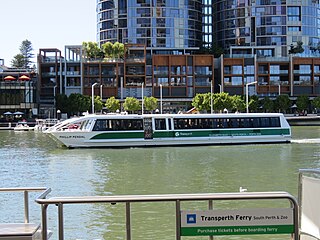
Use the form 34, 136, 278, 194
0, 126, 319, 240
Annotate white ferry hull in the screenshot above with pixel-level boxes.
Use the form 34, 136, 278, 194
49, 131, 290, 148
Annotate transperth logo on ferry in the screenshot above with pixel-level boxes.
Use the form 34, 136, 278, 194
175, 132, 180, 137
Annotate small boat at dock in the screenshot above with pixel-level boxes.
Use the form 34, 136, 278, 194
13, 121, 35, 131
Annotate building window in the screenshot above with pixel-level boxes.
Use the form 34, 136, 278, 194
231, 65, 243, 74
299, 65, 311, 74
231, 76, 243, 85
288, 6, 301, 22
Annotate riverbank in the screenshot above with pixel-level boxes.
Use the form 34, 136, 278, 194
285, 114, 320, 126
0, 114, 319, 130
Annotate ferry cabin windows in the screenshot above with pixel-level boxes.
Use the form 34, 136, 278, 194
155, 118, 166, 130
173, 117, 280, 129
93, 119, 143, 131
92, 116, 281, 132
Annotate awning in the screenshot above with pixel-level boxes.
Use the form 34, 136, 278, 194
13, 111, 24, 115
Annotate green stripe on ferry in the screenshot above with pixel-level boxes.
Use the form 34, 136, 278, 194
90, 128, 290, 140
170, 128, 290, 138
91, 132, 144, 140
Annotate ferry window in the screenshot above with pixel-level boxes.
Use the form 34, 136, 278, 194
123, 119, 143, 131
79, 120, 88, 130
260, 118, 270, 127
174, 118, 202, 130
155, 119, 166, 130
174, 119, 185, 129
217, 119, 228, 128
93, 120, 107, 131
212, 119, 219, 128
105, 119, 144, 131
199, 118, 211, 129
230, 118, 240, 128
270, 117, 280, 127
168, 119, 172, 130
252, 118, 260, 128
242, 118, 254, 128
84, 119, 94, 130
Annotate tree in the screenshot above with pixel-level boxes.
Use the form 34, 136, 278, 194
213, 92, 233, 112
231, 95, 246, 112
123, 97, 140, 113
261, 97, 274, 113
199, 43, 224, 58
289, 41, 304, 54
112, 42, 125, 59
105, 96, 120, 112
55, 94, 69, 114
274, 95, 291, 113
11, 54, 25, 69
248, 95, 259, 113
191, 93, 210, 112
144, 96, 158, 113
94, 96, 104, 112
296, 95, 309, 113
11, 39, 34, 69
68, 93, 91, 115
83, 41, 103, 59
101, 42, 114, 58
312, 96, 320, 113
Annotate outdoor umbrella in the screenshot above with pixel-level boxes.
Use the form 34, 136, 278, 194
3, 112, 12, 115
13, 111, 24, 115
19, 75, 30, 81
4, 75, 16, 81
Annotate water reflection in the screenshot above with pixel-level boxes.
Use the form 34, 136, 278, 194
0, 127, 319, 239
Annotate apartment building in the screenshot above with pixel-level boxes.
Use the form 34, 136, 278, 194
35, 0, 320, 116
0, 61, 37, 118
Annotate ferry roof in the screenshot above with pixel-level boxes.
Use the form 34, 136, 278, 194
79, 112, 284, 120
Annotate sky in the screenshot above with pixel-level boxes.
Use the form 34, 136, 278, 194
0, 0, 97, 66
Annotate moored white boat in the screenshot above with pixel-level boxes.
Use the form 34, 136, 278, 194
46, 113, 291, 148
13, 122, 35, 131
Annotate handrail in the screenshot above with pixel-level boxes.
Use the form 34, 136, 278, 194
0, 187, 51, 224
36, 191, 299, 240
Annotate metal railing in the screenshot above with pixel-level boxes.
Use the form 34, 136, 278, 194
0, 187, 51, 223
36, 191, 299, 240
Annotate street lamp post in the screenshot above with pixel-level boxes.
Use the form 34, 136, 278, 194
218, 84, 222, 93
210, 81, 213, 114
91, 82, 98, 114
100, 84, 103, 99
141, 82, 144, 115
53, 85, 57, 119
246, 81, 257, 113
160, 84, 163, 114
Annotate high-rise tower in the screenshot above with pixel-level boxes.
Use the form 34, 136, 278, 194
213, 0, 320, 57
97, 0, 203, 53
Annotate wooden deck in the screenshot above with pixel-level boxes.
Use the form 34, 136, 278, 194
0, 223, 40, 240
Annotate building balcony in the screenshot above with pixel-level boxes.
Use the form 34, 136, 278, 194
66, 71, 81, 76
41, 72, 58, 77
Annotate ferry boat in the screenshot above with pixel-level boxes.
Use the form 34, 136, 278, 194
46, 113, 291, 148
